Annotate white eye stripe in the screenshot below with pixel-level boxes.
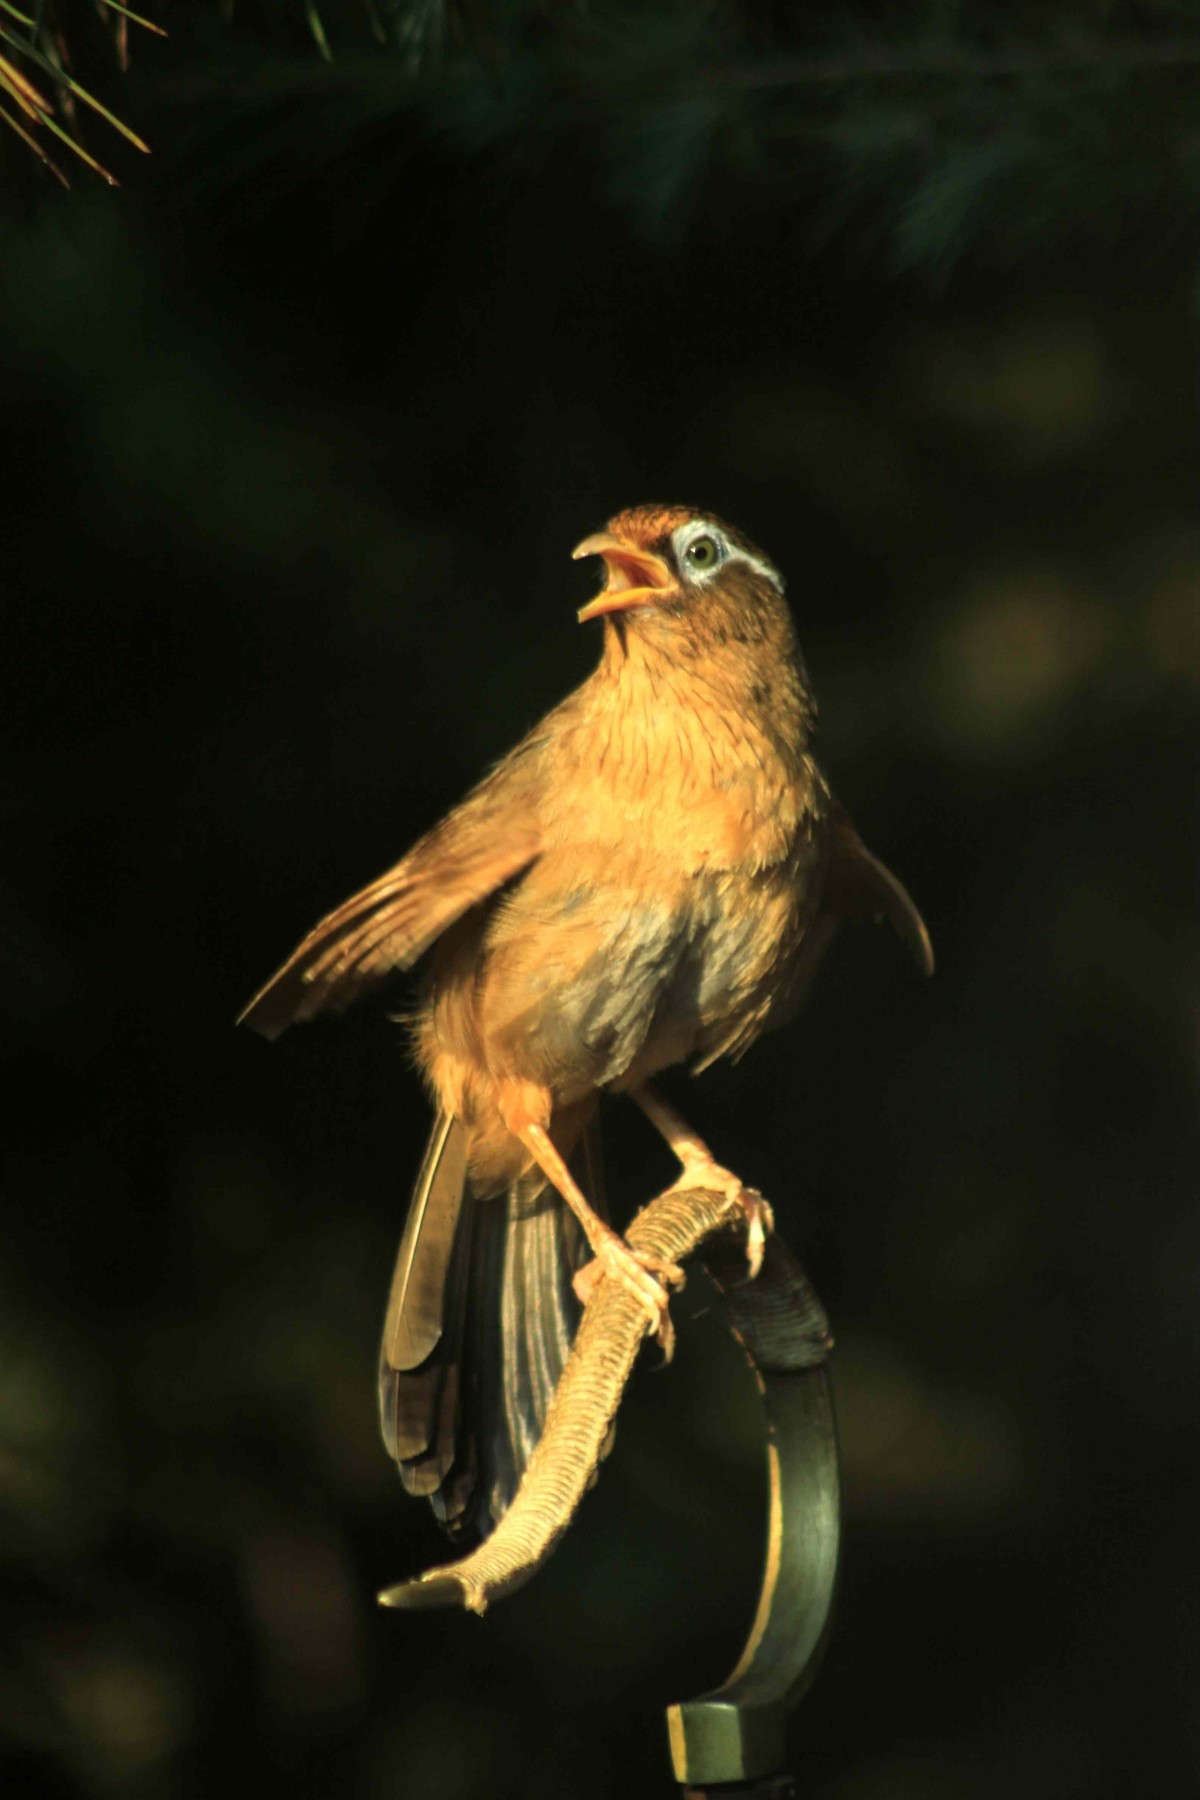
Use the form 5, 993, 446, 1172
668, 520, 783, 592
726, 545, 784, 591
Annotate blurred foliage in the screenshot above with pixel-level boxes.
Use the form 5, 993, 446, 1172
0, 0, 154, 184
3, 2, 1200, 273
1, 4, 1198, 1798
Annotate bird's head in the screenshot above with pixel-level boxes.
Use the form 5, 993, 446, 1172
572, 505, 790, 652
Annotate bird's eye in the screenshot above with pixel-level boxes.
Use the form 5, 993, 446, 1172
684, 534, 720, 571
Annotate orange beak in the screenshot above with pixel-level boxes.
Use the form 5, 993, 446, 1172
572, 532, 676, 624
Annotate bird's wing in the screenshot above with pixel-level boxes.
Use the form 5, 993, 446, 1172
239, 767, 542, 1038
822, 803, 934, 975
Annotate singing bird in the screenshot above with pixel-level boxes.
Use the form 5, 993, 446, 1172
241, 505, 931, 1536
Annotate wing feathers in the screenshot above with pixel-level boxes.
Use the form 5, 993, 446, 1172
825, 804, 934, 976
238, 783, 541, 1039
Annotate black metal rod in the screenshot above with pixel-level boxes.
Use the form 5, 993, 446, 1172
665, 1233, 841, 1789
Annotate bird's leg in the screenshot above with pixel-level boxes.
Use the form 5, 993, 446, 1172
500, 1101, 684, 1357
631, 1084, 774, 1280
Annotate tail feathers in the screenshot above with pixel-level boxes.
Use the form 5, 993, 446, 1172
381, 1110, 468, 1378
480, 1181, 590, 1527
379, 1111, 603, 1541
382, 1202, 471, 1494
378, 1110, 469, 1474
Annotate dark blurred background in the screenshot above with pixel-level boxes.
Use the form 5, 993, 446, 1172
1, 6, 1197, 1797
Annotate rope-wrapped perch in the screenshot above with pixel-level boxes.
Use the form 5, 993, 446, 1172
377, 1182, 747, 1615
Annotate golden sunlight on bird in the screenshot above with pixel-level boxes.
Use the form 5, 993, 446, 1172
240, 505, 931, 1540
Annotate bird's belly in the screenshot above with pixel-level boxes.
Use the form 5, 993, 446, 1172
620, 858, 816, 1084
476, 872, 693, 1097
475, 840, 818, 1097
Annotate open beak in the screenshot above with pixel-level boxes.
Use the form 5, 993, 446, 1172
572, 532, 675, 624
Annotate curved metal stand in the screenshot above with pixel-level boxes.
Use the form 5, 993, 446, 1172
665, 1233, 840, 1792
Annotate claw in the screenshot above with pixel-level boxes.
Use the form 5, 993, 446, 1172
739, 1189, 774, 1281
573, 1232, 684, 1358
667, 1161, 773, 1281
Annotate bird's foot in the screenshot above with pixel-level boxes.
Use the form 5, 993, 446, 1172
667, 1161, 774, 1280
573, 1228, 685, 1359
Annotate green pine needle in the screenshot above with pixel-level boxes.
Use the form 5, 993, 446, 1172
303, 0, 333, 62
1, 0, 155, 182
0, 90, 69, 180
99, 0, 166, 38
2, 2, 1198, 272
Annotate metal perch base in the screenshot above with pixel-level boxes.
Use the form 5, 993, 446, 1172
378, 1183, 841, 1791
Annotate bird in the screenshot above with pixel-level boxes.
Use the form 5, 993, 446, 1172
239, 504, 932, 1538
